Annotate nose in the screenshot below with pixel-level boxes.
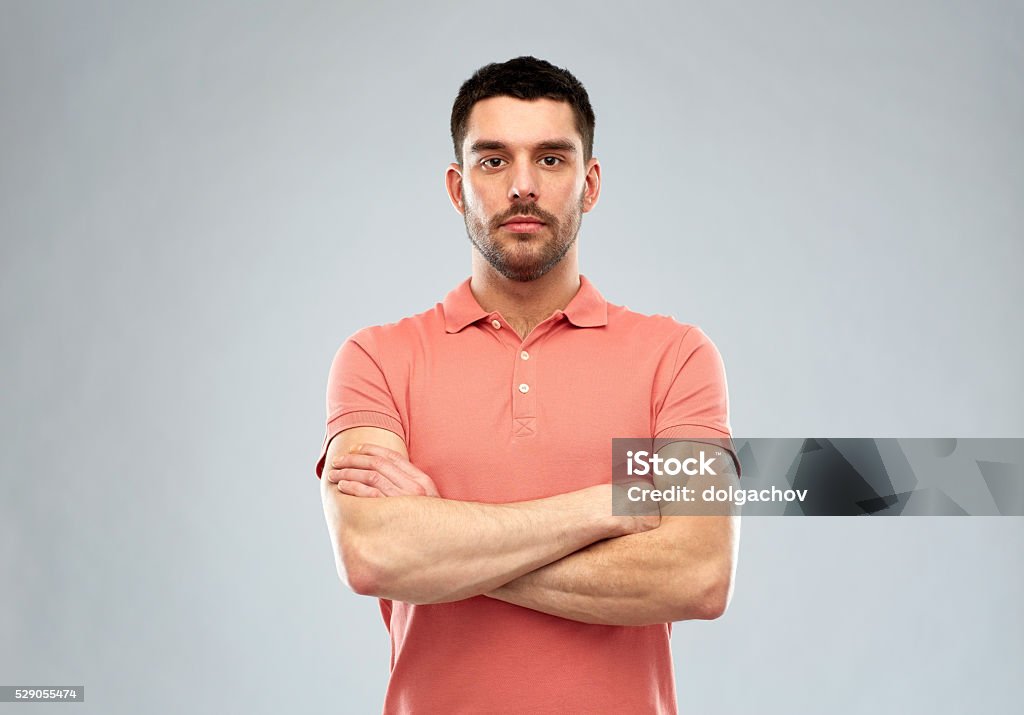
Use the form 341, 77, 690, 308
508, 161, 539, 202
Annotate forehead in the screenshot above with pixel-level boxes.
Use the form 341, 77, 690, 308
464, 96, 580, 151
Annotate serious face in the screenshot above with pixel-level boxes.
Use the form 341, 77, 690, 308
447, 96, 600, 282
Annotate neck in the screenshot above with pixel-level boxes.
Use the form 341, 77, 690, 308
469, 254, 581, 340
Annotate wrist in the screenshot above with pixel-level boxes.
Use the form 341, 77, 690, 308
583, 484, 645, 539
526, 484, 618, 539
607, 482, 661, 537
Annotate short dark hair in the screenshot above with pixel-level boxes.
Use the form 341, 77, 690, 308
450, 56, 596, 165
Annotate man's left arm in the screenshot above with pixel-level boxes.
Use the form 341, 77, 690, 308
485, 440, 741, 626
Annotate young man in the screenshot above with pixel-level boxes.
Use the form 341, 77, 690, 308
315, 56, 741, 714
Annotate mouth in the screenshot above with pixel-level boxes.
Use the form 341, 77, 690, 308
500, 216, 546, 233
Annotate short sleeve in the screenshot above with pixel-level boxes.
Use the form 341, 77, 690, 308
654, 326, 741, 477
313, 329, 407, 479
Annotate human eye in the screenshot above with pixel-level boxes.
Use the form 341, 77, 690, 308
539, 156, 563, 167
480, 157, 507, 169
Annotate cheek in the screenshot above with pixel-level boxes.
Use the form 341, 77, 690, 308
467, 189, 499, 220
552, 181, 581, 206
462, 186, 485, 216
463, 197, 491, 230
463, 177, 492, 203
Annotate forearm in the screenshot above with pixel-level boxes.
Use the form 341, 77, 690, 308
485, 521, 728, 626
329, 484, 628, 605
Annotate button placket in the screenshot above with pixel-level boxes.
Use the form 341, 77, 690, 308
511, 334, 538, 438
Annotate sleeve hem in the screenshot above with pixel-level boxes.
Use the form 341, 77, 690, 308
654, 423, 742, 478
655, 422, 731, 439
314, 410, 407, 479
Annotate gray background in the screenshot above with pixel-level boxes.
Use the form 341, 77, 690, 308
2, 1, 1022, 713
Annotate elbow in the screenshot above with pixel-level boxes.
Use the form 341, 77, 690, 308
337, 527, 432, 602
693, 566, 734, 620
329, 503, 441, 603
336, 528, 386, 597
666, 563, 734, 622
343, 559, 380, 597
341, 549, 440, 604
329, 498, 399, 598
695, 579, 730, 620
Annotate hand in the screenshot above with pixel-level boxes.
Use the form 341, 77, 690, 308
610, 480, 661, 536
325, 443, 441, 498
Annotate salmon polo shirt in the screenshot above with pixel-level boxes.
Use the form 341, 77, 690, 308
315, 274, 739, 715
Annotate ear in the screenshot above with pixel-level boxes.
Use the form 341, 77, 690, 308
582, 157, 601, 213
445, 163, 465, 216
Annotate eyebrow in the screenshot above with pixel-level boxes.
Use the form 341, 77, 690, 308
468, 139, 578, 155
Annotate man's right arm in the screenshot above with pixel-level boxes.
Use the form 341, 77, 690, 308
320, 426, 654, 605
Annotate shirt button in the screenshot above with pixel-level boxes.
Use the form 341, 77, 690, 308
518, 383, 530, 394
491, 319, 502, 329
520, 350, 530, 360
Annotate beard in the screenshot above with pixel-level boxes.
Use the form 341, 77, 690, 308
463, 189, 585, 282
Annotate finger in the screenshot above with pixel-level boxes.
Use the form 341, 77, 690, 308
346, 443, 405, 461
333, 454, 428, 496
332, 466, 407, 497
347, 445, 440, 496
324, 467, 352, 484
336, 479, 383, 498
347, 444, 425, 476
325, 464, 391, 490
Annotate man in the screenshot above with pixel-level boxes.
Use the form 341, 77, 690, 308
314, 56, 741, 714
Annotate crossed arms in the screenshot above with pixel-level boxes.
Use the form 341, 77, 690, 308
320, 426, 740, 626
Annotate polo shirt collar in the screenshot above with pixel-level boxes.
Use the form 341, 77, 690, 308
563, 274, 609, 328
443, 274, 609, 333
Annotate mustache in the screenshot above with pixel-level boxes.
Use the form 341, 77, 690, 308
490, 205, 558, 230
